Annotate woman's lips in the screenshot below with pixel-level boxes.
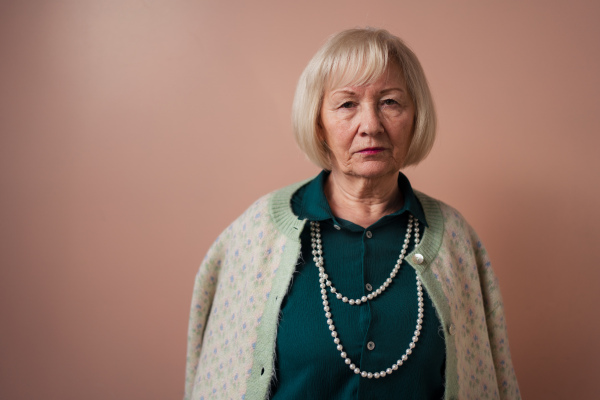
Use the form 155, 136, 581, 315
358, 147, 385, 155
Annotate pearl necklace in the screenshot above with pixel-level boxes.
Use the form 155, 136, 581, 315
310, 217, 424, 379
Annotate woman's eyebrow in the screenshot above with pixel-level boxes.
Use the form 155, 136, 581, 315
379, 87, 406, 95
329, 89, 357, 96
329, 87, 406, 96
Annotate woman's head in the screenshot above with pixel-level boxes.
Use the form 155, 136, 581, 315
292, 28, 436, 171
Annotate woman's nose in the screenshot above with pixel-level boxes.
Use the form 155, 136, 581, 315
359, 104, 383, 135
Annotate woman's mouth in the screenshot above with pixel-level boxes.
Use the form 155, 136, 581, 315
358, 147, 385, 155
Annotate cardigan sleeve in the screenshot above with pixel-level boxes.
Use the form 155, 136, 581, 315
183, 237, 225, 400
471, 228, 521, 400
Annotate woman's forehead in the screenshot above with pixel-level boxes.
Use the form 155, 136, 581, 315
325, 63, 404, 92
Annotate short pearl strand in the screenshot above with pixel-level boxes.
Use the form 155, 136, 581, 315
310, 217, 424, 379
310, 216, 418, 305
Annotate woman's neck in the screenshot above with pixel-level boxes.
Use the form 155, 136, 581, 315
324, 170, 404, 228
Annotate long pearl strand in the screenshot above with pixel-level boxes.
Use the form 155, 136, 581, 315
310, 218, 424, 379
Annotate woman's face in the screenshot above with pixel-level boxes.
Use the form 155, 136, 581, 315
319, 64, 415, 181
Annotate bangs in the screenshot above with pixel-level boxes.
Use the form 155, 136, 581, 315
323, 40, 391, 91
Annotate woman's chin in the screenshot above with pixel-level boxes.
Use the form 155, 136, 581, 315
337, 162, 400, 181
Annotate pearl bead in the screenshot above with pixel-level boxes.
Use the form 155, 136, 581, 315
367, 373, 373, 379
374, 372, 380, 379
340, 352, 347, 358
342, 297, 348, 303
361, 296, 367, 302
386, 368, 392, 374
361, 371, 367, 378
334, 338, 340, 344
354, 368, 360, 374
350, 364, 355, 369
344, 358, 351, 364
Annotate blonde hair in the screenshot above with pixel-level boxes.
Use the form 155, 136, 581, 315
292, 28, 436, 170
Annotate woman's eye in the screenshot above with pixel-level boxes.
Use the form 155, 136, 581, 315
340, 101, 355, 109
382, 99, 399, 106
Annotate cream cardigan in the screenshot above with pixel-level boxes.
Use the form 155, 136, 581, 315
184, 180, 520, 400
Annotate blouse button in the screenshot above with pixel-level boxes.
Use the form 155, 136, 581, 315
333, 224, 341, 230
412, 253, 424, 264
365, 283, 373, 291
365, 231, 373, 238
367, 341, 375, 350
448, 323, 456, 336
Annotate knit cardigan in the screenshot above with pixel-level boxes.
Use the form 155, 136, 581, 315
184, 180, 520, 400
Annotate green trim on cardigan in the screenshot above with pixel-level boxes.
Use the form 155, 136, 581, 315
409, 191, 458, 399
246, 181, 309, 399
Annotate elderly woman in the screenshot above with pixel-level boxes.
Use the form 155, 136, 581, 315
184, 28, 519, 400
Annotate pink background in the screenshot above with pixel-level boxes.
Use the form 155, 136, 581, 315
1, 1, 599, 399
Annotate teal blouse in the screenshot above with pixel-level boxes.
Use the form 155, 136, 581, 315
270, 171, 446, 399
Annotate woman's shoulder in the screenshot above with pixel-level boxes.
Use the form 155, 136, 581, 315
414, 190, 476, 234
213, 178, 312, 244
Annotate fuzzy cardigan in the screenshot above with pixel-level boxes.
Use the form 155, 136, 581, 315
184, 180, 520, 400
